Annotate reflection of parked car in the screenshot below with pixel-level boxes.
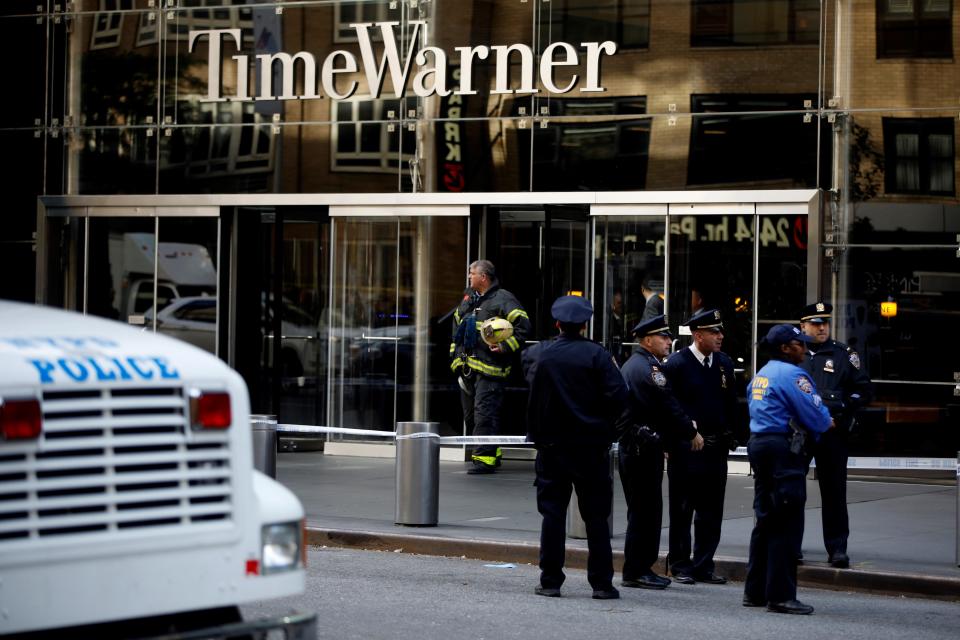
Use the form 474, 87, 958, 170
147, 297, 322, 376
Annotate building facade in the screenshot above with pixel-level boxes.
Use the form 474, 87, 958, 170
4, 0, 958, 459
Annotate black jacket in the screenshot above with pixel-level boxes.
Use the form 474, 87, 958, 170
617, 346, 697, 451
522, 333, 627, 449
800, 339, 872, 431
662, 347, 742, 452
449, 284, 531, 378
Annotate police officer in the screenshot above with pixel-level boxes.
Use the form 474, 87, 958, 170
744, 324, 833, 615
522, 296, 627, 600
450, 260, 531, 474
617, 315, 704, 590
799, 301, 872, 568
662, 309, 742, 585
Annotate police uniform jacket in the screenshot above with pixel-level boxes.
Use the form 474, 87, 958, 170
618, 346, 697, 447
747, 359, 833, 438
449, 284, 531, 378
799, 339, 872, 431
662, 348, 740, 450
521, 333, 627, 449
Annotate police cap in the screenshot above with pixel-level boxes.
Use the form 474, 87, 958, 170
800, 301, 832, 323
684, 308, 723, 332
763, 323, 816, 348
632, 314, 672, 337
551, 295, 593, 324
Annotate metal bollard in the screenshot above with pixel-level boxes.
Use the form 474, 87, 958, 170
395, 421, 440, 526
251, 414, 278, 479
567, 444, 616, 539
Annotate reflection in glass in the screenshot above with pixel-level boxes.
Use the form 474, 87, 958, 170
593, 217, 666, 365
688, 96, 818, 187
691, 0, 819, 46
540, 0, 650, 49
77, 127, 158, 194
330, 218, 415, 431
668, 211, 754, 378
881, 117, 955, 196
524, 97, 650, 191
86, 218, 157, 323
876, 0, 952, 59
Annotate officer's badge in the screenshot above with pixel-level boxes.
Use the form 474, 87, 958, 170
652, 370, 667, 387
720, 372, 727, 388
796, 376, 814, 394
824, 359, 834, 373
713, 310, 721, 320
816, 302, 825, 312
848, 351, 861, 370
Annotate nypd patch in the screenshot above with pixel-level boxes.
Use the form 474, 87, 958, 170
848, 351, 861, 370
652, 370, 667, 387
796, 376, 814, 394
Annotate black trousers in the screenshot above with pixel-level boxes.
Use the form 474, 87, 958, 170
618, 443, 665, 579
459, 373, 503, 459
666, 450, 727, 576
744, 433, 807, 604
535, 445, 614, 590
810, 427, 849, 557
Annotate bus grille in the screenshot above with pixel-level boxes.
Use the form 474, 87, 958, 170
0, 387, 233, 542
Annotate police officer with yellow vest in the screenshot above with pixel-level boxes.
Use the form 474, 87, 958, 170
617, 315, 704, 590
522, 295, 627, 599
450, 260, 531, 474
799, 301, 872, 567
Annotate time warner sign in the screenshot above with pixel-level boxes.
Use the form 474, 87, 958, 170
190, 21, 617, 102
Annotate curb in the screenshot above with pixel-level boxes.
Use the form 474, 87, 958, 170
306, 527, 960, 602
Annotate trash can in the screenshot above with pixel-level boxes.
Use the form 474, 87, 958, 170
395, 421, 440, 526
567, 444, 616, 539
251, 414, 278, 479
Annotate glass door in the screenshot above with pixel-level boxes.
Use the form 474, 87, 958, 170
329, 217, 415, 432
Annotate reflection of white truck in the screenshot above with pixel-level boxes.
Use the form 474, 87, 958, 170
109, 232, 217, 322
0, 301, 314, 637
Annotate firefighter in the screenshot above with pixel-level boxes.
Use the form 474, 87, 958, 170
450, 260, 531, 474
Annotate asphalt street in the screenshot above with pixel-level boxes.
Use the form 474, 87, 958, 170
241, 546, 960, 640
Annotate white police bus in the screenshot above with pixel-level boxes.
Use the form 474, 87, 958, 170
0, 301, 313, 638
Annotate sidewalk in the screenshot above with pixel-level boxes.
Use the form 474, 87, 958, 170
278, 452, 960, 601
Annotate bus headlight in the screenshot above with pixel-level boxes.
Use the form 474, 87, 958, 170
261, 522, 302, 574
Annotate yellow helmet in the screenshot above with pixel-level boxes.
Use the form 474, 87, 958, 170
479, 317, 514, 347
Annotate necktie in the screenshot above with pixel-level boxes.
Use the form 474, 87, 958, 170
703, 357, 710, 369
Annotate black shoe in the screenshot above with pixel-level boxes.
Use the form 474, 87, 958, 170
622, 573, 671, 590
535, 585, 562, 598
767, 599, 814, 615
742, 595, 766, 607
592, 586, 620, 600
671, 572, 696, 585
796, 552, 804, 565
692, 571, 727, 585
467, 460, 496, 475
829, 552, 850, 569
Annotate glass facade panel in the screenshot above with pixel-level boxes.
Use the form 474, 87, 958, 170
85, 217, 157, 323
76, 127, 158, 194
592, 216, 667, 364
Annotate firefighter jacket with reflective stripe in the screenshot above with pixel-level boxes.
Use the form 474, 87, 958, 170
450, 285, 531, 378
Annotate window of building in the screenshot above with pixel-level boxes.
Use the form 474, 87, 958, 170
166, 0, 254, 44
334, 1, 402, 43
332, 98, 416, 172
882, 118, 955, 195
876, 0, 952, 58
691, 0, 819, 46
90, 0, 133, 51
135, 10, 159, 47
520, 97, 650, 190
163, 101, 274, 177
687, 94, 818, 186
541, 0, 650, 50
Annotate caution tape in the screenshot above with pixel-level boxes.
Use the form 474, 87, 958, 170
277, 424, 531, 446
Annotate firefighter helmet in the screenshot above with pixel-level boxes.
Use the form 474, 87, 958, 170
479, 317, 514, 347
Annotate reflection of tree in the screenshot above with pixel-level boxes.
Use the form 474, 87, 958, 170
848, 121, 884, 201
